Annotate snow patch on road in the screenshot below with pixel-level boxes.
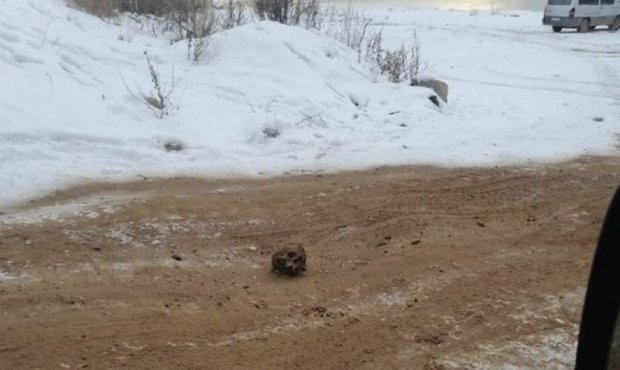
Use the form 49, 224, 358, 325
0, 270, 35, 282
450, 328, 577, 370
0, 191, 144, 227
445, 289, 584, 369
0, 270, 19, 281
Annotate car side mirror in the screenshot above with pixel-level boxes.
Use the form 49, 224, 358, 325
575, 187, 620, 369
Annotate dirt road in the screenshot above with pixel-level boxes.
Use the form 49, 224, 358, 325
1, 156, 619, 369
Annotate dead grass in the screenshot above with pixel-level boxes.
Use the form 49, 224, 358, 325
68, 0, 182, 17
69, 0, 121, 16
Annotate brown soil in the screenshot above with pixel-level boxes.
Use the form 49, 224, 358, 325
1, 156, 619, 369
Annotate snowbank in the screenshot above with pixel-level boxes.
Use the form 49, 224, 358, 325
0, 1, 618, 207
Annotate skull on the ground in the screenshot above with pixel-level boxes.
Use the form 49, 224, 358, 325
271, 245, 306, 276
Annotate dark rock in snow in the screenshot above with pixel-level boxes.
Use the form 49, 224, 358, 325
429, 95, 440, 107
164, 141, 184, 152
263, 127, 280, 138
412, 77, 449, 103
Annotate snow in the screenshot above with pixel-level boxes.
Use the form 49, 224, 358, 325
0, 269, 33, 282
1, 1, 619, 208
0, 191, 142, 226
0, 270, 18, 281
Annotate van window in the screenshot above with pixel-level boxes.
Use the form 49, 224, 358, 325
548, 0, 572, 4
578, 0, 599, 4
602, 0, 614, 4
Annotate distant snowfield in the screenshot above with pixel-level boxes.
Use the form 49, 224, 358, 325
1, 1, 618, 208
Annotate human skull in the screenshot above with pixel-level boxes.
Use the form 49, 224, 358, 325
271, 245, 307, 276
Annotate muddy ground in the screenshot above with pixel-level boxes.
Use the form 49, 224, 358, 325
1, 156, 619, 369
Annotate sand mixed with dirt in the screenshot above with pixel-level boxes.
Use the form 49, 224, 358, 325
1, 156, 619, 369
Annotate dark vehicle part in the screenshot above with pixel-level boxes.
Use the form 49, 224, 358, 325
575, 187, 620, 369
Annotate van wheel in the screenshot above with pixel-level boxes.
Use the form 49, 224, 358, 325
552, 26, 562, 32
578, 18, 590, 33
610, 16, 620, 31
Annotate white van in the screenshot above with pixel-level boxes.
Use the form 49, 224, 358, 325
543, 0, 620, 32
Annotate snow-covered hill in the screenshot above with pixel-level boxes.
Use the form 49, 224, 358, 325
1, 0, 618, 207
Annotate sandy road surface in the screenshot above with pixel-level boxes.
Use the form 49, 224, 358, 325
1, 156, 619, 369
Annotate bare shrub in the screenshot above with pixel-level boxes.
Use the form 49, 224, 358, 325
73, 0, 223, 63
408, 30, 423, 78
319, 1, 370, 59
367, 30, 423, 84
162, 0, 217, 63
71, 0, 184, 16
117, 0, 176, 15
292, 0, 320, 28
220, 0, 247, 30
121, 51, 179, 118
365, 29, 383, 65
168, 0, 216, 39
254, 0, 290, 23
305, 0, 321, 28
341, 2, 370, 54
116, 13, 170, 40
316, 2, 423, 83
253, 0, 320, 27
381, 47, 408, 83
71, 1, 238, 65
69, 0, 121, 16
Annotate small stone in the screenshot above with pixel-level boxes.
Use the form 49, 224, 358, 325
304, 306, 331, 318
593, 117, 604, 122
414, 333, 444, 345
164, 141, 184, 152
171, 254, 182, 261
263, 127, 280, 138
